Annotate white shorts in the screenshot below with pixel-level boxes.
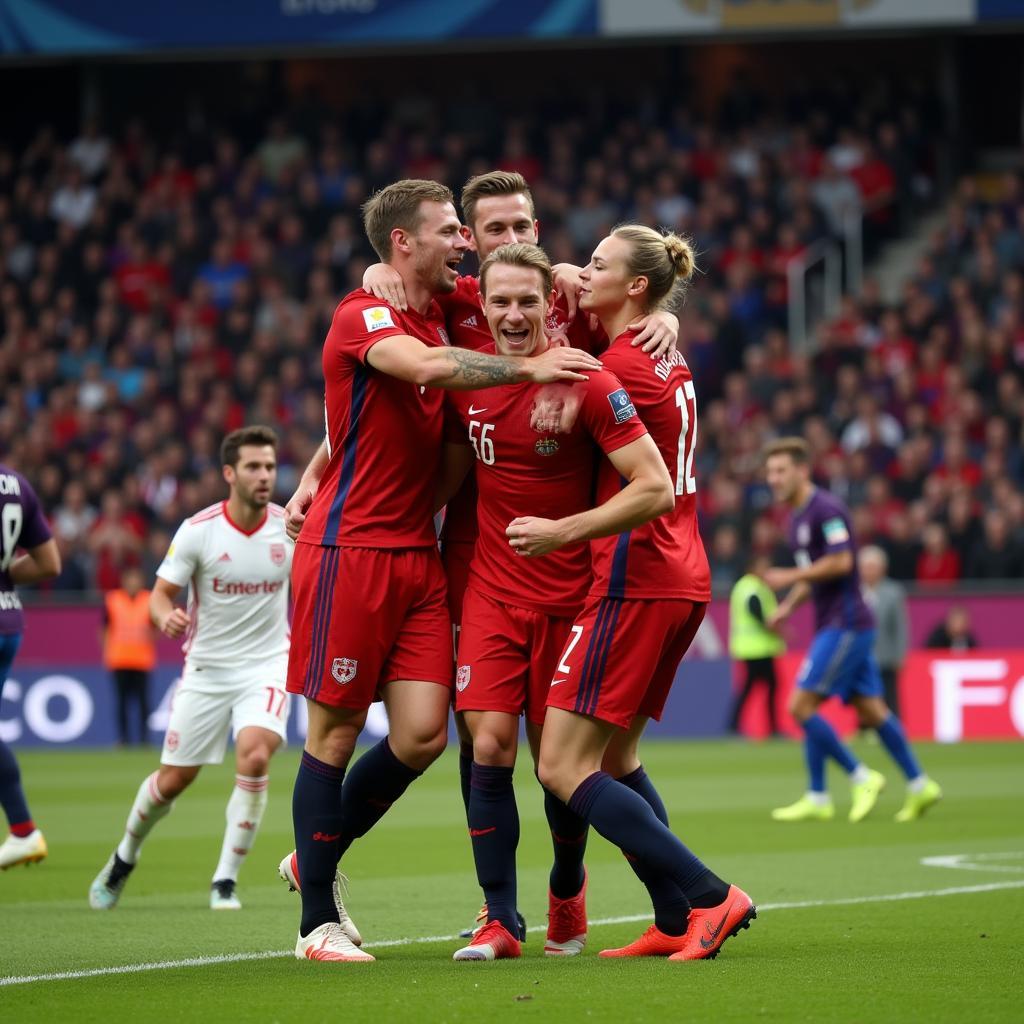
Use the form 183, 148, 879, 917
160, 658, 291, 767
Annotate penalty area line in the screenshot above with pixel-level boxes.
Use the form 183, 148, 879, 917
3, 879, 1023, 987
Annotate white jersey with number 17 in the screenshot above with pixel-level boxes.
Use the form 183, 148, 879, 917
157, 501, 292, 672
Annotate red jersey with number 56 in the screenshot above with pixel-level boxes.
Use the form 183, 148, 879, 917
446, 348, 647, 616
590, 329, 710, 602
300, 289, 449, 549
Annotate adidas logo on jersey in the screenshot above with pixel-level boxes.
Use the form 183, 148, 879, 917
460, 315, 478, 328
218, 552, 232, 562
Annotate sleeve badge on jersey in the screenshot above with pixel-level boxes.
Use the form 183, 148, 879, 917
269, 543, 286, 566
331, 657, 358, 684
822, 517, 850, 544
606, 387, 637, 423
362, 306, 396, 332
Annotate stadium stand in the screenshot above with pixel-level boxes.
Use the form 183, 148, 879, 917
0, 77, 1021, 593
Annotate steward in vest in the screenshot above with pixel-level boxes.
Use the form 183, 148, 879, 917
727, 557, 785, 735
103, 566, 156, 745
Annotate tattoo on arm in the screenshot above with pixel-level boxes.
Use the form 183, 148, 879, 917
441, 348, 522, 387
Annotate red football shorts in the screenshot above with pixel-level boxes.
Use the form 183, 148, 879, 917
455, 586, 576, 726
287, 543, 453, 709
442, 538, 475, 640
546, 595, 707, 729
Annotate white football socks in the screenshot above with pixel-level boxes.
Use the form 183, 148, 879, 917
117, 772, 174, 865
212, 775, 269, 883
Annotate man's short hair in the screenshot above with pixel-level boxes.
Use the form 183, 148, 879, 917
479, 243, 553, 298
762, 436, 811, 465
362, 179, 454, 260
461, 170, 535, 232
220, 425, 278, 468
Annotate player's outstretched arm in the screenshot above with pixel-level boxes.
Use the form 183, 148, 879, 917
764, 579, 811, 628
506, 435, 674, 557
7, 538, 61, 584
763, 550, 853, 592
626, 310, 679, 358
286, 440, 329, 541
150, 577, 189, 639
366, 334, 601, 390
362, 263, 408, 311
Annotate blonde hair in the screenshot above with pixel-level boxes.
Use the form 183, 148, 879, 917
361, 179, 454, 260
611, 224, 696, 312
461, 170, 535, 231
479, 243, 553, 298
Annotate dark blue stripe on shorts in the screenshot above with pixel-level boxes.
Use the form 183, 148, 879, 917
582, 600, 623, 718
310, 547, 342, 702
304, 547, 337, 700
575, 600, 617, 717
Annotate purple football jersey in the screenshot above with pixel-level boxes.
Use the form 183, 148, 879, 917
0, 466, 53, 635
787, 487, 873, 632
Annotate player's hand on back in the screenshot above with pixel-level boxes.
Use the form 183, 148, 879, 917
527, 346, 601, 385
530, 384, 583, 434
160, 607, 191, 639
506, 516, 569, 557
363, 263, 407, 311
627, 310, 679, 359
552, 263, 583, 320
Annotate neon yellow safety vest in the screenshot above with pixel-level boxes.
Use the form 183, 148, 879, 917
729, 574, 786, 660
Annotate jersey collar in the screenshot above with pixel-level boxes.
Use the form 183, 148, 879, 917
222, 500, 267, 537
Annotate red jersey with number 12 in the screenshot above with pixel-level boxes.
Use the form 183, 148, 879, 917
300, 289, 449, 549
590, 330, 710, 601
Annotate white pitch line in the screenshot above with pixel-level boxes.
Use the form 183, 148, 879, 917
3, 879, 1023, 988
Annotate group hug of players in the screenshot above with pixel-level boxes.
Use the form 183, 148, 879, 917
69, 168, 938, 965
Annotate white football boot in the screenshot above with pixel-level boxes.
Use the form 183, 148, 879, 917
0, 829, 48, 870
278, 850, 362, 946
295, 922, 374, 963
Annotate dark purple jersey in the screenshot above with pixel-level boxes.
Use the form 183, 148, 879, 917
787, 487, 873, 632
0, 466, 53, 635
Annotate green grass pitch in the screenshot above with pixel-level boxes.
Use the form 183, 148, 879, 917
1, 739, 1022, 1022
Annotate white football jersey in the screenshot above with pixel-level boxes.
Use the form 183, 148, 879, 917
157, 501, 292, 670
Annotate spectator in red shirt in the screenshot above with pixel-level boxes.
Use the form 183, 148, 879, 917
915, 522, 961, 586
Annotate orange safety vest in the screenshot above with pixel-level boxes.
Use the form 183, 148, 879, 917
104, 590, 156, 671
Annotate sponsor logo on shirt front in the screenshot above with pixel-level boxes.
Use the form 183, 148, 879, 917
212, 578, 285, 595
797, 523, 811, 546
606, 387, 637, 423
363, 306, 396, 333
331, 657, 358, 684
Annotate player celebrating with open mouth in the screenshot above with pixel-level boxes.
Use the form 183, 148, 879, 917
517, 225, 756, 962
442, 243, 673, 961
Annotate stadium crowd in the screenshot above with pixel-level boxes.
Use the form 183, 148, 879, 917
0, 75, 1021, 593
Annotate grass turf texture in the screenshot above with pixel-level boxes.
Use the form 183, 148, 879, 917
1, 739, 1021, 1022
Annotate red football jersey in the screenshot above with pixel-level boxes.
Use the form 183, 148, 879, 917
590, 330, 711, 601
446, 347, 647, 616
301, 289, 450, 549
439, 277, 606, 548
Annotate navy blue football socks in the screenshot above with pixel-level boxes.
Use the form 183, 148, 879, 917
459, 743, 473, 821
570, 771, 712, 936
543, 785, 588, 900
0, 739, 32, 832
337, 738, 422, 857
876, 714, 922, 780
803, 713, 858, 791
293, 751, 345, 937
616, 766, 692, 929
468, 762, 520, 938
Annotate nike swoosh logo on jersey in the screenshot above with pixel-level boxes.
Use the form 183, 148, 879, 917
551, 677, 569, 686
467, 405, 488, 416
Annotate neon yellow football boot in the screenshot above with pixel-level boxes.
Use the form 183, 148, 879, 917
849, 769, 887, 823
771, 794, 835, 822
895, 778, 942, 823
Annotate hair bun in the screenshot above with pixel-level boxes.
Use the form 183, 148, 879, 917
663, 233, 695, 281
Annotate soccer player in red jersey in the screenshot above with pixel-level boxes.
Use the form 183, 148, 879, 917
283, 180, 602, 963
443, 244, 674, 961
364, 172, 680, 931
522, 225, 756, 962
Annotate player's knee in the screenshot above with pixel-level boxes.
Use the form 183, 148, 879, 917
157, 765, 198, 799
472, 729, 516, 767
789, 692, 814, 722
239, 748, 271, 777
536, 756, 571, 802
392, 725, 447, 770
